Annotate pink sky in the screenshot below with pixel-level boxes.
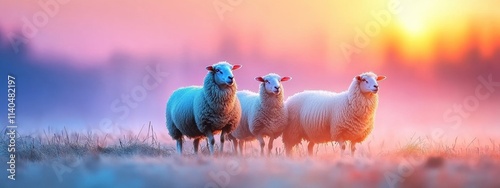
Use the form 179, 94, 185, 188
1, 0, 497, 67
1, 0, 499, 144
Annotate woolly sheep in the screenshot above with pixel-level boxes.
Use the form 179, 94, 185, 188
228, 73, 291, 156
166, 61, 242, 155
282, 72, 386, 156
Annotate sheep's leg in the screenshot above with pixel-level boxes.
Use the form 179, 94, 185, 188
238, 140, 244, 156
233, 139, 239, 155
285, 144, 293, 157
350, 142, 357, 156
307, 142, 315, 156
256, 135, 265, 156
206, 131, 215, 155
267, 136, 276, 157
220, 130, 226, 154
193, 138, 201, 154
176, 138, 183, 155
227, 134, 238, 155
339, 141, 346, 157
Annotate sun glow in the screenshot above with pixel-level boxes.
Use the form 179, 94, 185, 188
397, 17, 434, 63
399, 16, 426, 37
396, 0, 435, 38
395, 3, 436, 64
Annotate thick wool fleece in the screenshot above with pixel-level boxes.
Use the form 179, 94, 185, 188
166, 68, 241, 140
194, 71, 241, 134
231, 81, 287, 141
283, 74, 379, 152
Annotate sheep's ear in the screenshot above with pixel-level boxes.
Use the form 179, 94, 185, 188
377, 76, 386, 81
255, 77, 265, 82
281, 77, 292, 82
206, 66, 214, 71
356, 75, 363, 81
232, 65, 242, 70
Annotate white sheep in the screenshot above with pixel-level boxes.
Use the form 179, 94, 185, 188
227, 73, 291, 156
166, 61, 242, 155
282, 72, 386, 156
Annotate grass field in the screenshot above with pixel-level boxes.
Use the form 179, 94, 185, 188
1, 124, 499, 188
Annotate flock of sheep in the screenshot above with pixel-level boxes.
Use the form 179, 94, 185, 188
166, 61, 386, 157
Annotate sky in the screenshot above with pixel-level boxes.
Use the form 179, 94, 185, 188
1, 0, 499, 144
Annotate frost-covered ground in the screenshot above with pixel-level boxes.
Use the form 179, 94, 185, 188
2, 155, 500, 188
2, 128, 500, 188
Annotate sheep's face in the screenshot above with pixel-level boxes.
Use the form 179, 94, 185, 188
256, 74, 291, 95
207, 63, 242, 86
356, 73, 386, 94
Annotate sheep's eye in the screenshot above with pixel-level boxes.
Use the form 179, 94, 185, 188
365, 80, 368, 84
266, 80, 270, 84
216, 70, 222, 74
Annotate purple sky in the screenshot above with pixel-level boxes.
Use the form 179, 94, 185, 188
1, 1, 499, 143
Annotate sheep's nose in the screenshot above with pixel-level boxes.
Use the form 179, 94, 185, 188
274, 86, 280, 90
228, 76, 234, 80
374, 85, 379, 89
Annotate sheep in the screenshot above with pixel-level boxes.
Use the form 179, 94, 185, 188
227, 73, 291, 156
166, 61, 242, 155
282, 72, 386, 156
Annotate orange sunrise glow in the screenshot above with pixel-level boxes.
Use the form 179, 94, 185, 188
1, 0, 500, 187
